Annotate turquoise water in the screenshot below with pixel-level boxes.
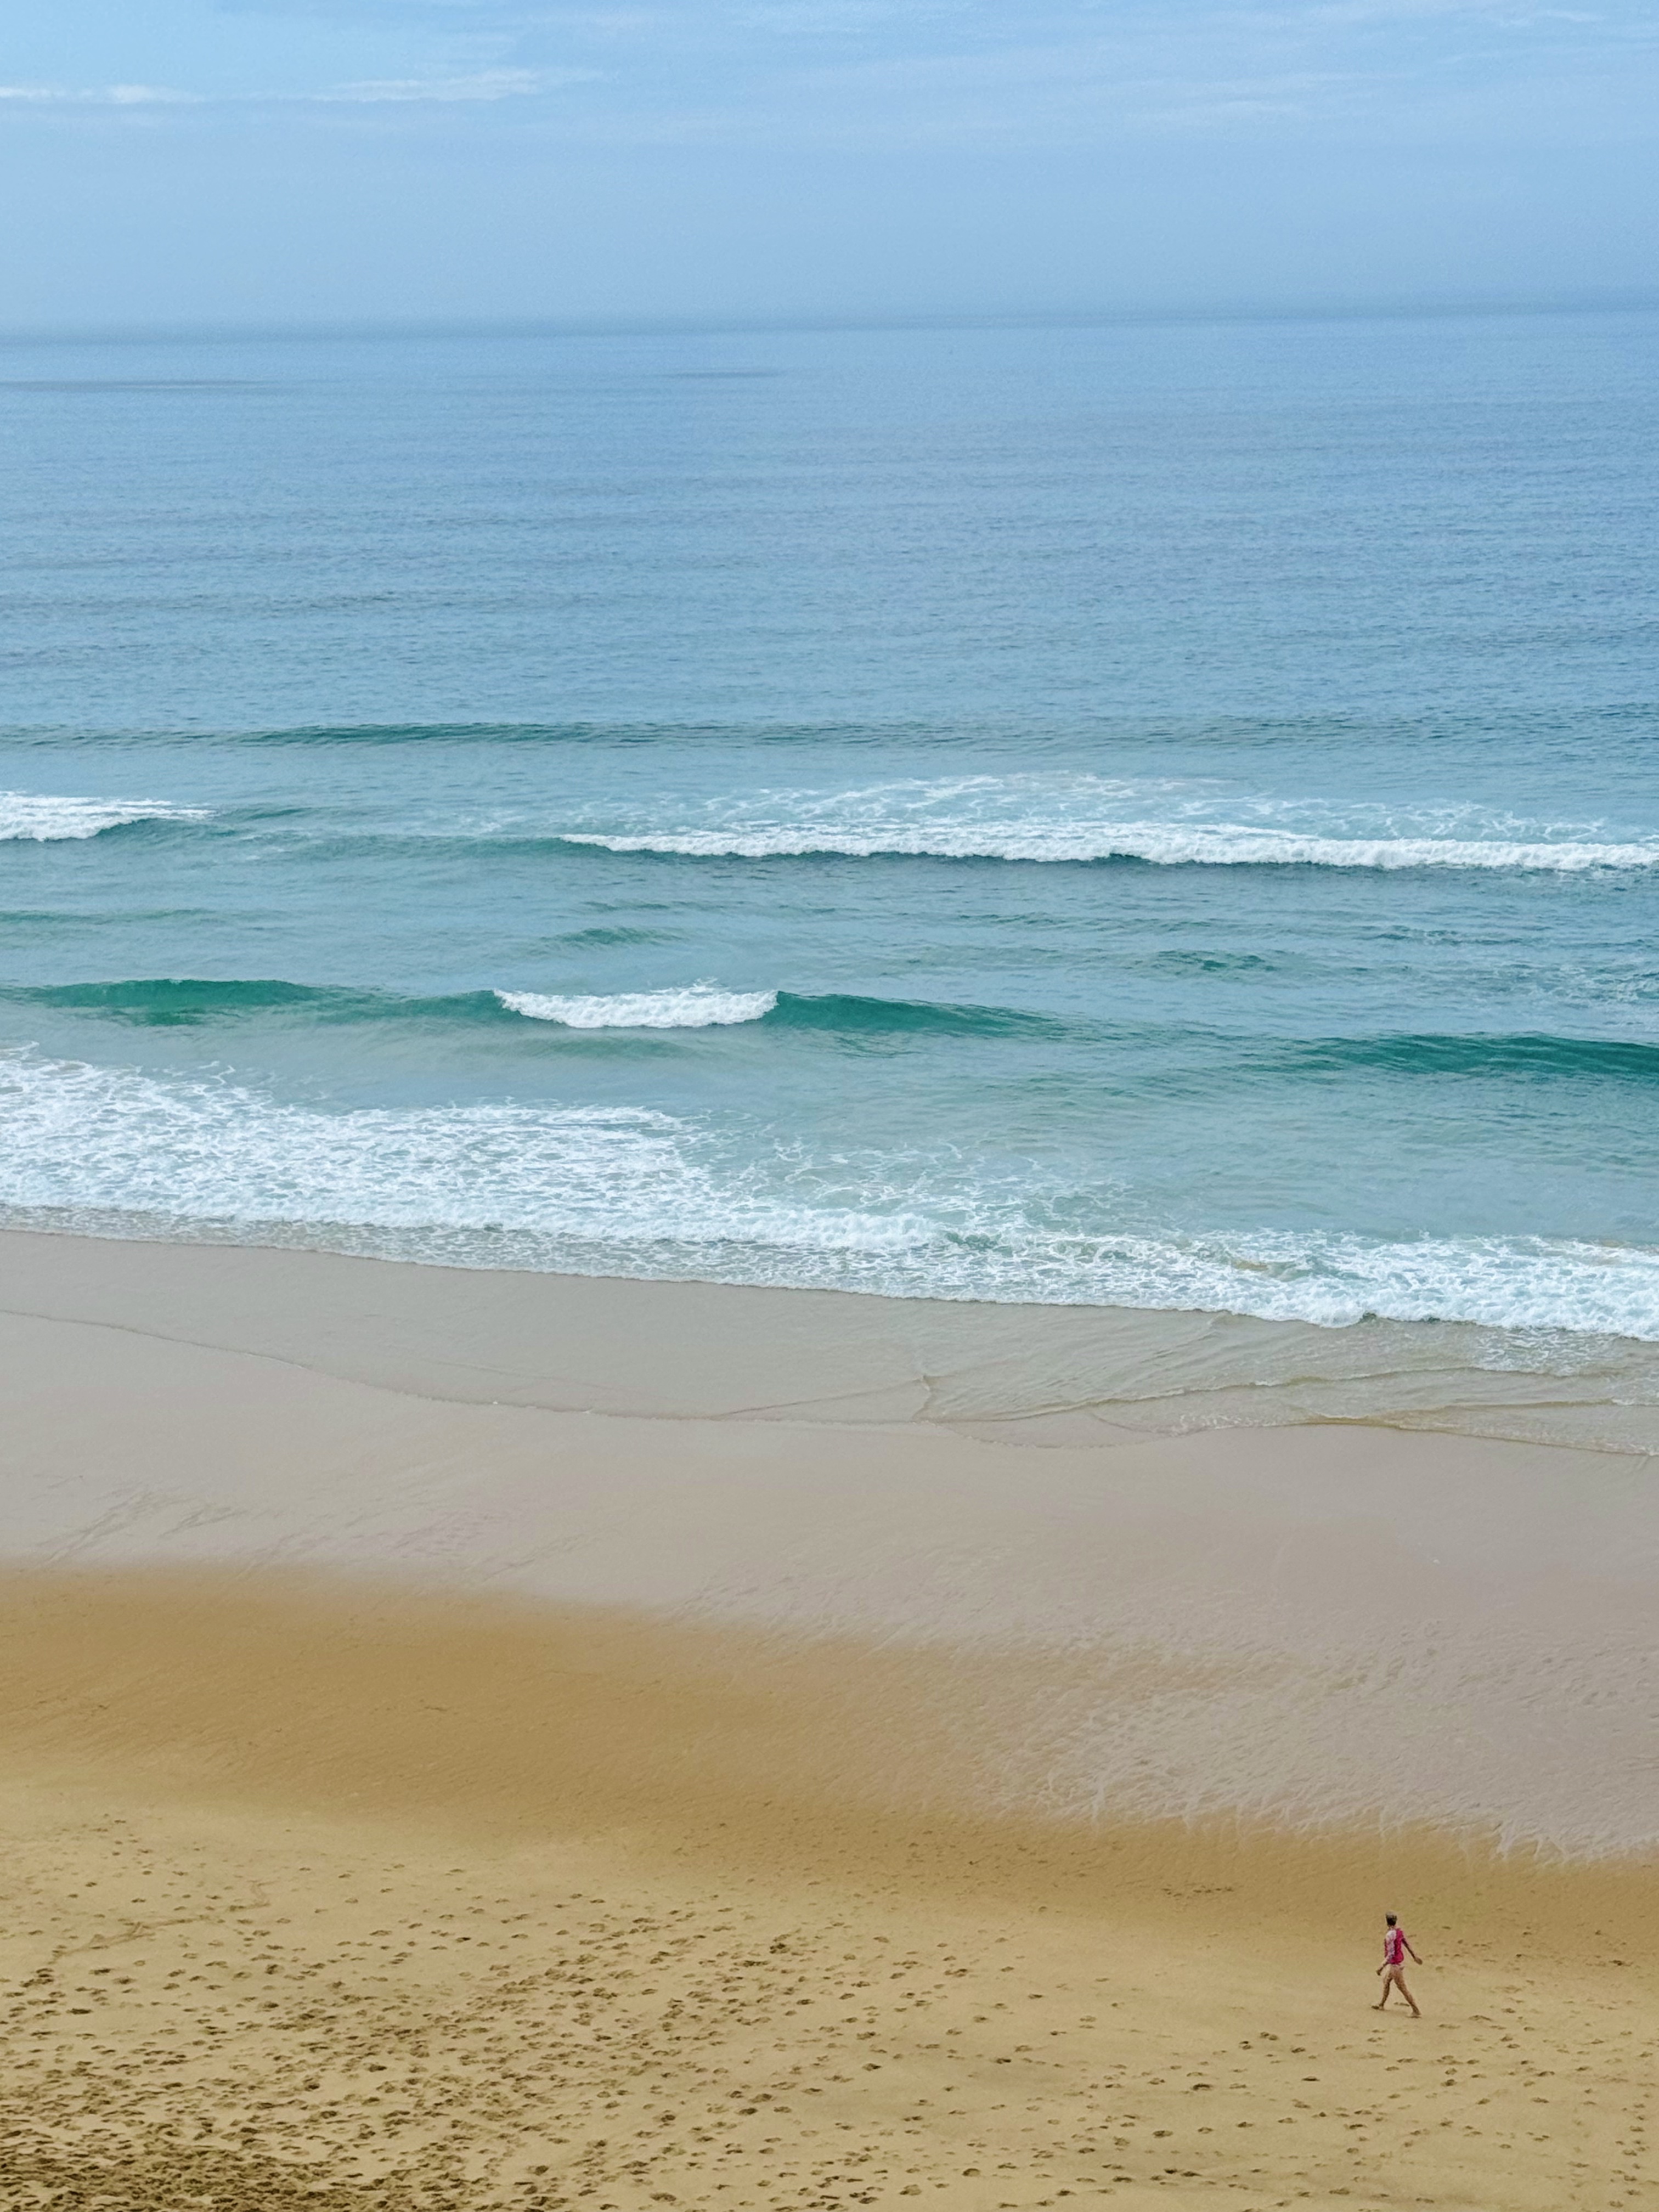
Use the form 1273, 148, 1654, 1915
2, 312, 1657, 1333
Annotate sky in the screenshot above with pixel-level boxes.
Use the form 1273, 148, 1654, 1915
1, 1, 1655, 328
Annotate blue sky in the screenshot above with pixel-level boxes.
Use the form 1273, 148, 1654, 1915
2, 1, 1655, 325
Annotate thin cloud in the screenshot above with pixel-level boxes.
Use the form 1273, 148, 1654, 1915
0, 70, 589, 112
4, 0, 1649, 143
312, 67, 571, 99
0, 82, 201, 105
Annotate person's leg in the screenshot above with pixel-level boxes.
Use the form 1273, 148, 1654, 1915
1395, 1970, 1421, 2017
1374, 1969, 1393, 2010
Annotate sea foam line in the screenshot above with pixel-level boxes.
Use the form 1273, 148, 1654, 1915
497, 985, 778, 1029
554, 823, 1659, 872
0, 791, 206, 842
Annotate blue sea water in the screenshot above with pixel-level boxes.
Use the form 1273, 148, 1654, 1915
1, 311, 1656, 1335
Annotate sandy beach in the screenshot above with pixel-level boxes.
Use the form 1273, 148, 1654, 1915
2, 1229, 1656, 2210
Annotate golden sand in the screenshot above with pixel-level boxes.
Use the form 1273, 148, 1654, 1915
1, 1569, 1656, 2212
3, 1231, 1657, 2209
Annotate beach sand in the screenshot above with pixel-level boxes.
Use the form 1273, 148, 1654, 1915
1, 1230, 1656, 2209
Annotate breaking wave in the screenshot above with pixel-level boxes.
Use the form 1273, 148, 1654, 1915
499, 985, 777, 1029
0, 792, 207, 842
527, 771, 1659, 872
2, 978, 1065, 1041
555, 823, 1659, 872
6, 979, 1653, 1075
2, 1049, 1657, 1340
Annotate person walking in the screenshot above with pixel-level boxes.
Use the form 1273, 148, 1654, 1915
1374, 1913, 1421, 2015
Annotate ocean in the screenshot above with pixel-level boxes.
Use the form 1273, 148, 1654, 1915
2, 310, 1657, 1368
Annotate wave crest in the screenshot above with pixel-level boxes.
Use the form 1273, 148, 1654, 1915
498, 985, 778, 1029
10, 979, 1654, 1073
555, 823, 1659, 872
0, 792, 206, 842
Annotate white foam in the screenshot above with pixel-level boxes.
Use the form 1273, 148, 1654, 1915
0, 791, 205, 842
558, 823, 1659, 872
498, 985, 778, 1029
545, 771, 1659, 873
986, 1227, 1659, 1340
0, 1051, 922, 1266
2, 1051, 1656, 1340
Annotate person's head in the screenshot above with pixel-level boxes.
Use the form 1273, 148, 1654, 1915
1385, 1913, 1398, 1927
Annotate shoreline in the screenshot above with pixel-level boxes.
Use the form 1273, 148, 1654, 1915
5, 1217, 1659, 1455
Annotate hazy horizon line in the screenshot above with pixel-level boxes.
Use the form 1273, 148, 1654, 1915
2, 290, 1656, 348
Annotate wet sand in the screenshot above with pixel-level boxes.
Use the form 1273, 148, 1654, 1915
1, 1229, 1656, 2208
7, 1221, 1657, 1454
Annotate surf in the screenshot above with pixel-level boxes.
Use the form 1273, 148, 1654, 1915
550, 823, 1659, 872
3, 1047, 1658, 1342
3, 978, 1070, 1043
0, 793, 207, 842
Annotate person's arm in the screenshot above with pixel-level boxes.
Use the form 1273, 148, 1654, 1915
1404, 1938, 1422, 1963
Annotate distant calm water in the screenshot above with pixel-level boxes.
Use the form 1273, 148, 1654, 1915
2, 312, 1656, 1335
